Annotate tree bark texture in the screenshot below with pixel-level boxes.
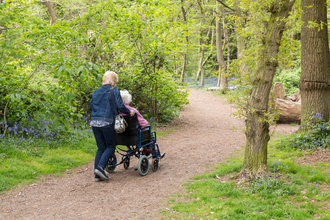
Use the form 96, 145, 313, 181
42, 0, 58, 25
180, 0, 189, 83
300, 0, 330, 124
276, 98, 301, 123
242, 0, 295, 176
234, 0, 248, 80
216, 5, 227, 93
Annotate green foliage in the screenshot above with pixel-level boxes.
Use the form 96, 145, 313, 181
274, 64, 301, 95
0, 0, 190, 138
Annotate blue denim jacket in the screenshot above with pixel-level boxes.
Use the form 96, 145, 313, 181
89, 85, 130, 124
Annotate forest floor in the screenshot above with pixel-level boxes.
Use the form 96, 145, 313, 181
0, 89, 298, 220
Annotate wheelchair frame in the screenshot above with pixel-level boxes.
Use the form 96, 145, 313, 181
105, 118, 165, 176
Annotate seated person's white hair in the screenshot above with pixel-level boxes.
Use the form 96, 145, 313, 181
120, 90, 132, 105
103, 71, 118, 86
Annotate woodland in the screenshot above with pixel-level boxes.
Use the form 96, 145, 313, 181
1, 0, 330, 188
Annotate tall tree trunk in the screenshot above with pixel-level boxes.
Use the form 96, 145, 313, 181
216, 5, 227, 93
300, 0, 330, 124
241, 0, 295, 178
180, 0, 189, 83
196, 18, 214, 85
196, 0, 205, 82
220, 7, 229, 93
42, 0, 57, 25
234, 0, 247, 81
181, 53, 187, 83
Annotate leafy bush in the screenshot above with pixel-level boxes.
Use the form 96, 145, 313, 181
273, 66, 300, 95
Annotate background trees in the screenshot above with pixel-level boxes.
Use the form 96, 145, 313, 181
2, 0, 330, 181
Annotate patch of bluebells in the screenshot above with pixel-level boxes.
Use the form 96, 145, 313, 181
0, 112, 92, 145
285, 113, 330, 150
184, 76, 235, 89
247, 160, 296, 196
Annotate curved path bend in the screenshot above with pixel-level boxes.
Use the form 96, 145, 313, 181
0, 89, 246, 219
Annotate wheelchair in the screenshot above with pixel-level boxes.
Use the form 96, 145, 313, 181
105, 114, 165, 176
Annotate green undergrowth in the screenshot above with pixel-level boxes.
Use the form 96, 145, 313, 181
0, 133, 96, 192
164, 142, 330, 219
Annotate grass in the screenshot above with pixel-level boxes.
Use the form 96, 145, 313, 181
163, 141, 330, 219
0, 134, 96, 192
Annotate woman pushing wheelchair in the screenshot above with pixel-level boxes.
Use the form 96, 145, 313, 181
89, 71, 135, 182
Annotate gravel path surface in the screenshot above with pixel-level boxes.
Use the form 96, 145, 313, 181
0, 89, 295, 220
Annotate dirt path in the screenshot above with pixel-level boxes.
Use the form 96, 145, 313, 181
0, 89, 295, 220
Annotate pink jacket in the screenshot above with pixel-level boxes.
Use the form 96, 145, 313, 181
119, 104, 149, 127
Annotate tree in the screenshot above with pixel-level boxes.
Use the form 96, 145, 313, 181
299, 0, 330, 124
42, 0, 58, 25
180, 0, 189, 83
241, 0, 295, 177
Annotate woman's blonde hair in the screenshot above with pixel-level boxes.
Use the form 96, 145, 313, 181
102, 71, 118, 86
120, 90, 132, 105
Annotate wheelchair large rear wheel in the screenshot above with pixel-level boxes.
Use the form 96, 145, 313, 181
105, 154, 117, 173
137, 155, 149, 176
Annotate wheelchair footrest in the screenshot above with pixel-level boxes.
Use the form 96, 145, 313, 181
160, 153, 165, 159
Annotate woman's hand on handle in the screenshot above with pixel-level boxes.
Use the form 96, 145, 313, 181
130, 110, 135, 117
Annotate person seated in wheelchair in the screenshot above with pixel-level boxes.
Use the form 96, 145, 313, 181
118, 90, 153, 153
119, 90, 148, 128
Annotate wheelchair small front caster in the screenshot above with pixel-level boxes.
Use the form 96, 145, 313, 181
123, 157, 130, 170
137, 155, 149, 176
105, 154, 117, 173
152, 158, 159, 172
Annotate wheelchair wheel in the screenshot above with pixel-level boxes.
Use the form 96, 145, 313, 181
152, 158, 159, 172
137, 155, 149, 176
105, 154, 117, 173
123, 157, 130, 170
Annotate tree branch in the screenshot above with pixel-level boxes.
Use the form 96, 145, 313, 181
216, 0, 235, 12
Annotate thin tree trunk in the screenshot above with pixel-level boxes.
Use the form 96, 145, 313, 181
196, 18, 214, 85
181, 54, 187, 82
219, 7, 228, 93
241, 0, 295, 178
217, 67, 221, 87
180, 0, 189, 83
234, 0, 247, 81
300, 0, 330, 124
216, 5, 227, 93
196, 0, 205, 82
42, 0, 57, 25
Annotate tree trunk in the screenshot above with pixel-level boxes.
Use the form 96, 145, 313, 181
42, 0, 58, 25
196, 0, 205, 82
181, 53, 187, 83
196, 19, 213, 85
276, 98, 301, 123
242, 0, 295, 178
180, 0, 189, 83
300, 0, 330, 125
216, 5, 227, 93
234, 0, 247, 81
